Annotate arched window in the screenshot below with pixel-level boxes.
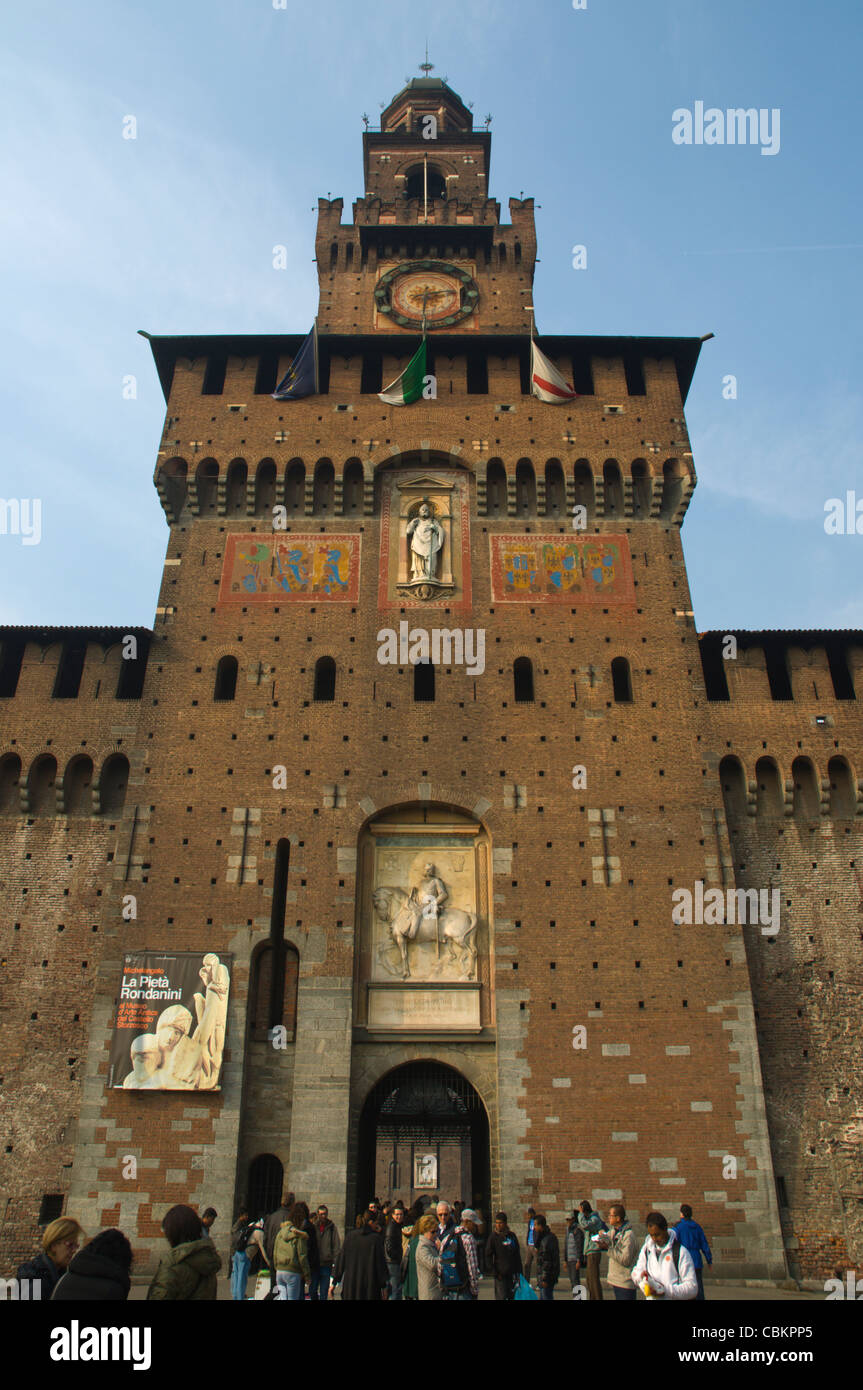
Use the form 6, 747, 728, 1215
719, 755, 747, 821
755, 757, 783, 818
28, 754, 57, 815
196, 459, 219, 514
100, 754, 129, 816
313, 656, 336, 702
255, 460, 276, 516
603, 460, 623, 516
406, 166, 446, 201
345, 243, 354, 269
515, 460, 536, 516
611, 657, 632, 703
226, 459, 247, 515
514, 657, 534, 703
330, 241, 338, 271
0, 753, 21, 814
249, 940, 299, 1037
792, 757, 820, 819
313, 460, 334, 514
631, 460, 650, 517
514, 240, 522, 266
344, 460, 364, 514
63, 755, 93, 816
486, 460, 506, 517
660, 459, 684, 518
285, 459, 305, 515
214, 655, 238, 702
545, 460, 565, 517
247, 1154, 284, 1221
828, 756, 856, 818
498, 242, 507, 265
573, 460, 594, 521
414, 660, 435, 702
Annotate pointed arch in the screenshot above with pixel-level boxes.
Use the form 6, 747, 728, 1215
828, 756, 856, 817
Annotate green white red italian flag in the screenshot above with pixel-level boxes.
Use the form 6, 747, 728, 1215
378, 339, 427, 405
531, 341, 578, 403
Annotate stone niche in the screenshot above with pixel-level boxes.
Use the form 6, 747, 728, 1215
378, 465, 472, 612
354, 804, 493, 1033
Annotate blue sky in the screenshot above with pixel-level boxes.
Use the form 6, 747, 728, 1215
1, 0, 861, 631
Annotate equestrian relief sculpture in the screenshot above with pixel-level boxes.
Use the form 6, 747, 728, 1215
373, 862, 478, 981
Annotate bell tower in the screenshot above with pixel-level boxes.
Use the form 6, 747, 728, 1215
315, 66, 536, 335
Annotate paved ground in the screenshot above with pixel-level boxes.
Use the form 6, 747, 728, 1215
129, 1274, 823, 1301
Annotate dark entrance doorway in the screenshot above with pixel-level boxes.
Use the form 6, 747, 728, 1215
357, 1061, 490, 1219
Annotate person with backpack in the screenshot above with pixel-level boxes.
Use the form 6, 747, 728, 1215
485, 1211, 522, 1301
532, 1214, 560, 1301
230, 1208, 253, 1301
577, 1200, 608, 1301
672, 1205, 713, 1300
453, 1208, 482, 1300
273, 1202, 311, 1301
263, 1190, 295, 1292
437, 1208, 470, 1300
631, 1211, 697, 1300
605, 1204, 638, 1301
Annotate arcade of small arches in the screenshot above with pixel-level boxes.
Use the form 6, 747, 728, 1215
719, 752, 862, 821
0, 751, 130, 818
155, 454, 692, 525
210, 652, 634, 706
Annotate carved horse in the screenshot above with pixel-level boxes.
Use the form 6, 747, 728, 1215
372, 886, 478, 981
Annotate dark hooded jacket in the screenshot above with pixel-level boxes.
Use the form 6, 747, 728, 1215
52, 1247, 131, 1301
16, 1251, 62, 1301
332, 1225, 389, 1301
146, 1238, 222, 1300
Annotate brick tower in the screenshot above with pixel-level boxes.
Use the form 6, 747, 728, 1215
3, 69, 860, 1285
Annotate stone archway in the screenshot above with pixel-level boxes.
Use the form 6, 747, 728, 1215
356, 1060, 491, 1221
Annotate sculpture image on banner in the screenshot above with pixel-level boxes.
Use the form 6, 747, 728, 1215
107, 952, 232, 1090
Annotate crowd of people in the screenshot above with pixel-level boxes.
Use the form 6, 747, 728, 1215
227, 1194, 714, 1302
13, 1196, 713, 1301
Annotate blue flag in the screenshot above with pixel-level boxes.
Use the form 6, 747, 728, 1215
272, 325, 318, 399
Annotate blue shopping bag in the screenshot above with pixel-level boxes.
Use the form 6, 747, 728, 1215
514, 1274, 538, 1301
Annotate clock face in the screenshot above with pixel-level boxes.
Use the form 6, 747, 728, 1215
374, 260, 479, 329
392, 272, 460, 324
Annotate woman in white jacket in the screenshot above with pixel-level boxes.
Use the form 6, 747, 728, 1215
631, 1212, 698, 1300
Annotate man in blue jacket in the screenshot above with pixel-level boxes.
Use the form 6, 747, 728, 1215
672, 1205, 713, 1300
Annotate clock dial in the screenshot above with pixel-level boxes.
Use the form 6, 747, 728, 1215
374, 260, 479, 330
392, 272, 460, 323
